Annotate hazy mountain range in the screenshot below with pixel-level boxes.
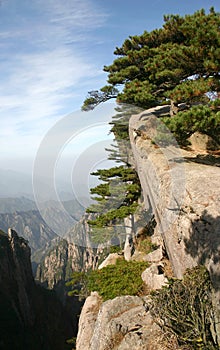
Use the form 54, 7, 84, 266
0, 168, 92, 202
0, 195, 85, 264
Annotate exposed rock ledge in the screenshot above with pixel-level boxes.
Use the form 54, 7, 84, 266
76, 106, 220, 349
76, 293, 181, 350
129, 108, 220, 342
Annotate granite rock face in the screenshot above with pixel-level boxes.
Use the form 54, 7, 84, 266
129, 108, 220, 342
1, 228, 35, 326
124, 234, 135, 261
188, 131, 220, 152
141, 263, 168, 290
98, 253, 122, 269
76, 294, 181, 350
36, 215, 105, 291
0, 210, 58, 255
76, 292, 102, 350
75, 106, 220, 349
0, 228, 72, 349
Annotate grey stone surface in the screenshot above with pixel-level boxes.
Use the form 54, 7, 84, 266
98, 253, 122, 269
76, 106, 220, 349
76, 292, 102, 350
189, 131, 219, 151
124, 234, 134, 261
76, 294, 182, 350
141, 263, 168, 290
145, 246, 163, 263
129, 108, 220, 343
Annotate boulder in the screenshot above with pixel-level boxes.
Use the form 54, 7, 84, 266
141, 263, 168, 290
76, 294, 182, 350
124, 234, 134, 261
188, 131, 219, 152
145, 246, 163, 263
98, 253, 122, 269
76, 292, 102, 350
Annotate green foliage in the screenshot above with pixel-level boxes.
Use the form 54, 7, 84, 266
87, 259, 148, 301
162, 102, 220, 146
67, 259, 148, 302
150, 266, 216, 349
66, 337, 76, 348
82, 85, 118, 111
107, 104, 143, 165
66, 271, 89, 299
150, 119, 177, 146
86, 165, 141, 232
110, 245, 122, 254
83, 9, 220, 112
138, 237, 158, 254
88, 226, 119, 245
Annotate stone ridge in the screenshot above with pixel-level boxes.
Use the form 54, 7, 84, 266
76, 293, 181, 350
0, 228, 34, 326
129, 108, 220, 344
0, 228, 73, 349
75, 106, 220, 349
0, 210, 58, 255
36, 214, 107, 293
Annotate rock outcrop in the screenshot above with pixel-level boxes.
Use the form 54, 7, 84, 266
0, 228, 35, 326
123, 234, 135, 261
76, 292, 102, 350
0, 210, 58, 256
76, 294, 181, 350
0, 228, 73, 349
36, 215, 106, 292
141, 263, 168, 290
75, 105, 220, 349
129, 107, 220, 343
98, 253, 122, 269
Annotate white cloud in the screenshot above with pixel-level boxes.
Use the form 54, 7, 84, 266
0, 0, 109, 161
1, 47, 96, 115
47, 0, 107, 28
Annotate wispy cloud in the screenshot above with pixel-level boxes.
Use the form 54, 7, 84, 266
0, 0, 108, 161
0, 48, 97, 120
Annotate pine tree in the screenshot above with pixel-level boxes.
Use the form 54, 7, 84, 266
82, 8, 220, 115
86, 165, 141, 229
83, 8, 220, 242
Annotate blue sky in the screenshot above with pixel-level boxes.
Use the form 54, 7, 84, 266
0, 0, 219, 173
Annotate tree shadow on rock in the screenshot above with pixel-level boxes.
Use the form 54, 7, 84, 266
184, 210, 220, 291
184, 154, 220, 167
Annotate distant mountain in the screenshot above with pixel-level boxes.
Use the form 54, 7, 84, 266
35, 214, 106, 294
0, 196, 84, 218
35, 198, 85, 236
0, 168, 89, 202
0, 197, 85, 265
39, 198, 84, 218
0, 196, 37, 213
0, 228, 73, 349
0, 210, 58, 254
0, 169, 34, 197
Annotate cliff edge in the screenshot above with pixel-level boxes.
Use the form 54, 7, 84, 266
0, 228, 72, 350
75, 106, 220, 349
129, 107, 220, 341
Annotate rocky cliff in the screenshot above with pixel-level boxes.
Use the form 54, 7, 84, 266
36, 215, 106, 294
76, 292, 182, 350
0, 210, 58, 255
0, 228, 73, 350
75, 106, 220, 349
129, 108, 220, 340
